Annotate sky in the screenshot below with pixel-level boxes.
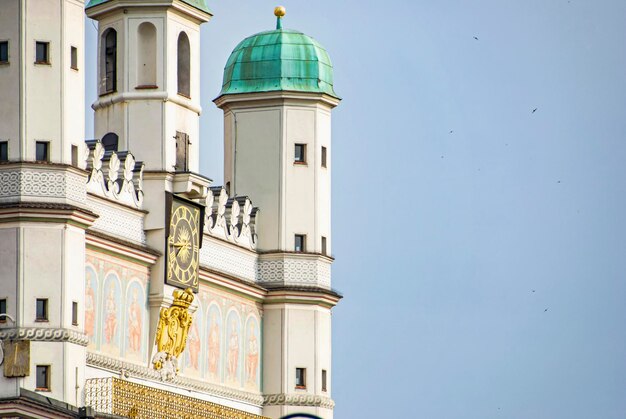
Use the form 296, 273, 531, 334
85, 1, 626, 418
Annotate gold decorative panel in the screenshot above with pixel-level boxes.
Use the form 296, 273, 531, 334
85, 377, 269, 419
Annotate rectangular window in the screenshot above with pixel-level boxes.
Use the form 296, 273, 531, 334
0, 141, 8, 162
71, 145, 78, 166
70, 46, 78, 70
36, 365, 50, 391
322, 369, 328, 392
321, 146, 327, 168
72, 301, 78, 326
294, 234, 306, 253
0, 299, 6, 323
321, 236, 327, 256
295, 368, 306, 389
35, 141, 49, 162
294, 143, 306, 163
0, 41, 8, 63
35, 298, 48, 321
35, 41, 49, 64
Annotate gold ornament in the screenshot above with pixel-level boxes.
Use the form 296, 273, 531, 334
152, 288, 195, 376
274, 6, 286, 17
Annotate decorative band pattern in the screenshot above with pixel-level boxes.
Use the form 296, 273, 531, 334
86, 352, 264, 406
0, 327, 89, 346
263, 393, 335, 409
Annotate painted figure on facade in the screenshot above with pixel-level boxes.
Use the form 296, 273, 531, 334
128, 288, 142, 353
84, 272, 96, 342
104, 282, 118, 344
187, 322, 200, 371
245, 322, 259, 385
227, 319, 239, 383
207, 308, 221, 379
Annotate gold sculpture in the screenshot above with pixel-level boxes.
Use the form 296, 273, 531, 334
152, 288, 195, 379
274, 6, 286, 17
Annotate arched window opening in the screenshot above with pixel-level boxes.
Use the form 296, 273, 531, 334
101, 132, 119, 152
101, 29, 117, 93
137, 22, 157, 88
177, 32, 190, 97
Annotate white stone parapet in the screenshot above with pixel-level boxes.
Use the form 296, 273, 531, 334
204, 186, 259, 251
85, 140, 144, 209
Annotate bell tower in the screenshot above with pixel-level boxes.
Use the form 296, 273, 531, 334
215, 8, 341, 418
86, 0, 211, 173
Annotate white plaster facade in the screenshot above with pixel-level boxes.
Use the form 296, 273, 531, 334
0, 2, 341, 419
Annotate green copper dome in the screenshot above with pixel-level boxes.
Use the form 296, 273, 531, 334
85, 0, 211, 14
219, 24, 338, 99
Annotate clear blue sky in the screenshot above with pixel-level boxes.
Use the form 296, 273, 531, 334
85, 1, 626, 417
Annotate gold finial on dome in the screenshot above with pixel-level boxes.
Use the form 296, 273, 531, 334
274, 6, 286, 17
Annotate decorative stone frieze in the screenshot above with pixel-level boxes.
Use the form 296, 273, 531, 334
257, 254, 332, 288
84, 377, 268, 419
86, 353, 265, 406
85, 140, 144, 208
87, 195, 146, 245
0, 163, 87, 205
263, 393, 335, 409
0, 327, 89, 347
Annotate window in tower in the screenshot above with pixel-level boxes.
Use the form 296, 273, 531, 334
321, 146, 327, 168
137, 22, 157, 88
35, 41, 49, 64
35, 141, 49, 162
294, 234, 306, 252
0, 299, 7, 323
72, 301, 78, 326
294, 144, 307, 164
102, 29, 117, 93
0, 141, 8, 161
321, 236, 327, 255
322, 369, 328, 392
35, 366, 50, 391
0, 41, 8, 63
35, 298, 48, 321
295, 368, 306, 389
177, 32, 191, 97
70, 46, 78, 70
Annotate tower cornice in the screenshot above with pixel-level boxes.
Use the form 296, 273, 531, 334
85, 0, 212, 22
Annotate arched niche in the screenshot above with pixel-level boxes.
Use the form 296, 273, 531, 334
137, 22, 157, 88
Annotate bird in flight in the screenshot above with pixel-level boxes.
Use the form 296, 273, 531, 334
532, 108, 538, 113
532, 290, 536, 293
544, 308, 548, 312
473, 36, 479, 40
449, 130, 454, 134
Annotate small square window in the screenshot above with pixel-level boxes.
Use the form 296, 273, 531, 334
35, 141, 49, 162
72, 301, 78, 326
36, 365, 50, 391
36, 298, 48, 321
0, 299, 6, 323
322, 369, 328, 392
321, 146, 327, 168
295, 367, 306, 388
0, 41, 8, 63
70, 46, 78, 70
294, 234, 306, 253
35, 42, 49, 64
321, 236, 327, 256
294, 144, 306, 163
0, 141, 8, 162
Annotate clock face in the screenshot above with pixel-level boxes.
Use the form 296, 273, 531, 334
167, 199, 200, 292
